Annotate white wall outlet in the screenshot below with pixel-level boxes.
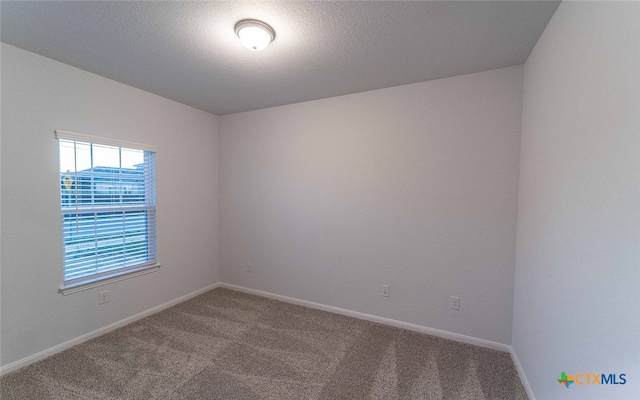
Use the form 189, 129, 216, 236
450, 296, 460, 310
246, 263, 253, 273
99, 291, 109, 305
381, 284, 390, 297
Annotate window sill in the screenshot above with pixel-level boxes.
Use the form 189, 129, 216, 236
59, 263, 161, 295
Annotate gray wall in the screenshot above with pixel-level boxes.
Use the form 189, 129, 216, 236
219, 66, 523, 345
512, 2, 640, 399
1, 44, 220, 366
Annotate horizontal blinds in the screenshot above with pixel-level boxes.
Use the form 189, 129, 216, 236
59, 136, 156, 283
62, 209, 156, 281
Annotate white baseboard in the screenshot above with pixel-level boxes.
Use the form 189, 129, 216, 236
510, 347, 536, 400
220, 283, 511, 353
0, 282, 222, 376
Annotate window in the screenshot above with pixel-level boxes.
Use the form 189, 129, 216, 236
56, 130, 157, 293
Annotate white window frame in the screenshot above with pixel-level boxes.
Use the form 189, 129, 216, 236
56, 130, 159, 295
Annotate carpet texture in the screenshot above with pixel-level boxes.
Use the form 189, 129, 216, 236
1, 288, 528, 399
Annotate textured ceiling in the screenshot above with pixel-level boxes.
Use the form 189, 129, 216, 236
1, 1, 559, 115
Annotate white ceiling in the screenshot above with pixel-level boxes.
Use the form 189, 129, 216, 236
1, 1, 560, 115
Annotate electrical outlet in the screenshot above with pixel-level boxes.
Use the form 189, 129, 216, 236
450, 296, 460, 310
246, 263, 253, 273
99, 291, 109, 305
381, 285, 390, 297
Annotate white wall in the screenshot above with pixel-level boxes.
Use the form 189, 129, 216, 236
0, 44, 219, 367
513, 2, 640, 399
219, 66, 523, 344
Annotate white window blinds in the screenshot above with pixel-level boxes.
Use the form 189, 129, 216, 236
56, 130, 157, 284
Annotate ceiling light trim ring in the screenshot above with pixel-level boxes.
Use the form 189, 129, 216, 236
234, 19, 276, 51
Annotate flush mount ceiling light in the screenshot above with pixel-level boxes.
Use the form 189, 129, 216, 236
234, 19, 275, 51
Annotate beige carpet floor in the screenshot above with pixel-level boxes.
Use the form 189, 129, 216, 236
1, 288, 528, 399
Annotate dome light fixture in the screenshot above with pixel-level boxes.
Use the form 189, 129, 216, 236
234, 19, 275, 51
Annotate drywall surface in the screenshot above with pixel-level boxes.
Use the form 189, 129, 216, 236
512, 2, 640, 399
0, 44, 219, 366
219, 66, 523, 344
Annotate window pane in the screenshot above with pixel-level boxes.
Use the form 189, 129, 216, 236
75, 142, 92, 172
121, 147, 144, 169
93, 143, 120, 169
59, 140, 75, 174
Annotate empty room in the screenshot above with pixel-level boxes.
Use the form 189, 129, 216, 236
1, 1, 638, 399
